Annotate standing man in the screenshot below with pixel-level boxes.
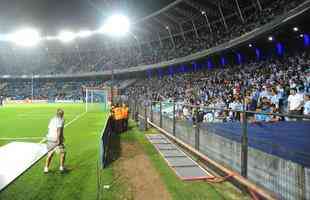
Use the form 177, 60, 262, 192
0, 96, 3, 107
44, 109, 66, 173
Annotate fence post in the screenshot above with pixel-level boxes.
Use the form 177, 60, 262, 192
297, 165, 306, 200
144, 103, 148, 131
135, 99, 139, 122
172, 101, 176, 136
132, 99, 135, 119
241, 111, 248, 177
160, 101, 163, 128
150, 102, 153, 122
195, 123, 200, 150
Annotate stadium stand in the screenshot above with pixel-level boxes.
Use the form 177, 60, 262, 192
0, 0, 306, 75
0, 0, 309, 199
127, 51, 310, 120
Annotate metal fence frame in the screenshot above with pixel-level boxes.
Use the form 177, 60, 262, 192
129, 97, 310, 200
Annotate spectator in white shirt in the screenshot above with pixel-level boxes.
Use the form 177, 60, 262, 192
288, 88, 304, 118
303, 93, 310, 116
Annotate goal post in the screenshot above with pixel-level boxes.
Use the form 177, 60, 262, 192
85, 88, 109, 112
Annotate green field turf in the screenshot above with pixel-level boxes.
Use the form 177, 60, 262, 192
0, 104, 248, 200
0, 103, 108, 200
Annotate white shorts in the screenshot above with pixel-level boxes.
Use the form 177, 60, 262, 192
47, 141, 65, 154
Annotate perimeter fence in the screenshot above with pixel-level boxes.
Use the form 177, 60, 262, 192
129, 98, 310, 200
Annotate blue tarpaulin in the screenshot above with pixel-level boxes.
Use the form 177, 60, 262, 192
201, 121, 310, 167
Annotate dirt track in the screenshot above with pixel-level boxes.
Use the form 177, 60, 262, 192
114, 142, 171, 200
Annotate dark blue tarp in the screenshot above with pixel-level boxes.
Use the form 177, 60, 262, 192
201, 121, 310, 167
100, 116, 113, 168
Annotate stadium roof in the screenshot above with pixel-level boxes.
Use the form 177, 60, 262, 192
0, 0, 174, 34
0, 0, 271, 41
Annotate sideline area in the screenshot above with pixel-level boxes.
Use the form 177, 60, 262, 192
0, 103, 249, 199
99, 122, 250, 200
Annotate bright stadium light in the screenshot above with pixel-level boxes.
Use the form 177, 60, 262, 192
45, 36, 57, 41
58, 31, 76, 42
268, 36, 274, 41
293, 27, 299, 32
77, 30, 92, 38
100, 14, 130, 37
8, 28, 41, 47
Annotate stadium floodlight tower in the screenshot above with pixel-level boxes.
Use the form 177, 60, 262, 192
99, 14, 130, 37
98, 14, 130, 105
7, 28, 41, 47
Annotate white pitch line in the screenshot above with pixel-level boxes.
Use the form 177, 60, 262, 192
39, 111, 87, 143
0, 137, 43, 141
64, 112, 87, 128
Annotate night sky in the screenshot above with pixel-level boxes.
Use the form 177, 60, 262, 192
0, 0, 174, 35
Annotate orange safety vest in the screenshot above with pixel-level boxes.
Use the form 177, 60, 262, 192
123, 107, 129, 119
114, 107, 123, 120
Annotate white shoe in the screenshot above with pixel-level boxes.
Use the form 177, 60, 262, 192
44, 167, 49, 173
59, 166, 65, 172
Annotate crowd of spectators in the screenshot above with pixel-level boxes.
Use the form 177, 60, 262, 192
0, 79, 106, 100
0, 78, 134, 101
127, 50, 310, 122
0, 0, 304, 75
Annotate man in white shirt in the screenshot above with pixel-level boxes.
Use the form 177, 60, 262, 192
44, 109, 66, 173
288, 88, 304, 118
303, 93, 310, 116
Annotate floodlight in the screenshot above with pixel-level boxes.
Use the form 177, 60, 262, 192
293, 27, 299, 32
100, 14, 130, 37
78, 30, 92, 38
8, 28, 41, 47
300, 34, 304, 38
45, 36, 57, 41
248, 43, 253, 47
201, 11, 206, 15
268, 36, 274, 41
58, 31, 76, 42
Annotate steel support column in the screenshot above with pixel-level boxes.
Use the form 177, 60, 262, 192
158, 32, 163, 48
218, 4, 228, 30
172, 101, 176, 136
241, 112, 248, 177
167, 27, 175, 48
179, 24, 186, 41
203, 12, 213, 33
192, 20, 199, 38
234, 0, 245, 22
256, 0, 263, 11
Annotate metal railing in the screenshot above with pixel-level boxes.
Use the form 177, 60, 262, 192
129, 98, 310, 200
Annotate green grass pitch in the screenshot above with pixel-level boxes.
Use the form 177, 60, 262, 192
0, 103, 107, 200
0, 103, 249, 200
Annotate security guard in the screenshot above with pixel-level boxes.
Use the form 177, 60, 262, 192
122, 103, 129, 131
113, 104, 123, 133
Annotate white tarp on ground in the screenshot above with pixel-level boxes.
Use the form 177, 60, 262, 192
0, 142, 47, 191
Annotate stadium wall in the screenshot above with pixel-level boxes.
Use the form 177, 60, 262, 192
133, 102, 310, 200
